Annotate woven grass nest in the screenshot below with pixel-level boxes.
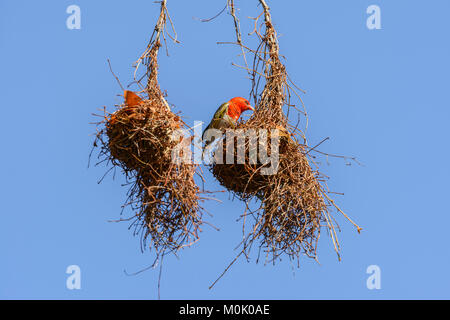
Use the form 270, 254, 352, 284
106, 92, 180, 172
209, 0, 360, 268
211, 106, 329, 260
95, 87, 204, 254
92, 1, 205, 256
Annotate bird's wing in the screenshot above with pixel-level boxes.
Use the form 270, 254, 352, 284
208, 118, 233, 131
202, 102, 232, 146
212, 102, 229, 120
202, 102, 229, 137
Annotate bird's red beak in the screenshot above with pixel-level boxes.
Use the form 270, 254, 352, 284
247, 105, 255, 112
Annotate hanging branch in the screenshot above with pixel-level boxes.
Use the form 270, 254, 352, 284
132, 0, 179, 111
227, 0, 252, 77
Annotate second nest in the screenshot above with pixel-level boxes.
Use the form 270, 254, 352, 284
211, 107, 329, 261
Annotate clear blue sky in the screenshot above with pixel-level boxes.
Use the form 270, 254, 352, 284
1, 0, 449, 299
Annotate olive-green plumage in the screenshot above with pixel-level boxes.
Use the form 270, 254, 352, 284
202, 102, 235, 148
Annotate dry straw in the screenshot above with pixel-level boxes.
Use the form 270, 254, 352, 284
209, 0, 361, 287
92, 0, 208, 258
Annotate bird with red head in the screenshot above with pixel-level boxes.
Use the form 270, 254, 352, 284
202, 97, 254, 149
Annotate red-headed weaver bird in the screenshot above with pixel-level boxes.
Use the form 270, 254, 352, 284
202, 97, 254, 149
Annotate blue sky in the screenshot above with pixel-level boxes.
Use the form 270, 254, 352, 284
1, 0, 449, 299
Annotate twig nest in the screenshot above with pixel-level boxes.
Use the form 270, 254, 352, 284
94, 90, 206, 254
211, 110, 291, 199
92, 0, 209, 261
210, 107, 328, 259
208, 1, 360, 289
106, 95, 181, 172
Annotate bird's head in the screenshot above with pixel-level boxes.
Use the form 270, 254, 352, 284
229, 97, 254, 113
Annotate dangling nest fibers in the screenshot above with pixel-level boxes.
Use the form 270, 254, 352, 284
211, 0, 360, 266
92, 1, 206, 255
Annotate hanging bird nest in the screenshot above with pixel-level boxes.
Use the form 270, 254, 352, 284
92, 0, 207, 256
209, 0, 361, 278
105, 90, 180, 173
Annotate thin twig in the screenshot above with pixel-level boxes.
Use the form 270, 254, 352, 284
107, 59, 125, 91
195, 4, 227, 22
